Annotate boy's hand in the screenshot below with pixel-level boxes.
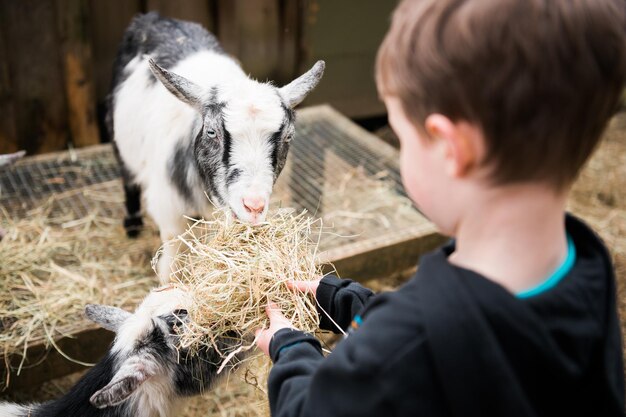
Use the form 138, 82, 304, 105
287, 278, 321, 295
255, 302, 296, 357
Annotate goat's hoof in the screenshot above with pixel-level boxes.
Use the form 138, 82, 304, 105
124, 214, 143, 238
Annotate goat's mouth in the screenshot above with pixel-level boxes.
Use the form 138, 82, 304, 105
229, 207, 267, 226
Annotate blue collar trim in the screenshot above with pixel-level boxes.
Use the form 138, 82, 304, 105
516, 234, 576, 299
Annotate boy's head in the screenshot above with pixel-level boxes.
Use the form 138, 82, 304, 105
377, 0, 626, 228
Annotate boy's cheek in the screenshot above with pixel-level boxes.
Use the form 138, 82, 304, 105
399, 147, 453, 234
400, 150, 428, 209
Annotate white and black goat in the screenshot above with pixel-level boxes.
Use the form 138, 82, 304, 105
0, 286, 237, 417
108, 12, 325, 282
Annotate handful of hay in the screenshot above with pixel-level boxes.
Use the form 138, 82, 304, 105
167, 209, 324, 367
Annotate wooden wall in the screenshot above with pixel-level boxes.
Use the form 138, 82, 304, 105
0, 0, 395, 155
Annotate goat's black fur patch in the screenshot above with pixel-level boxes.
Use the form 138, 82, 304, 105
194, 127, 225, 207
269, 124, 285, 173
110, 12, 225, 89
226, 168, 242, 187
111, 141, 143, 238
31, 352, 127, 417
169, 139, 195, 204
221, 122, 233, 169
173, 333, 242, 396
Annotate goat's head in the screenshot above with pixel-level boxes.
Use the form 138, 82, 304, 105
84, 286, 232, 409
148, 58, 325, 224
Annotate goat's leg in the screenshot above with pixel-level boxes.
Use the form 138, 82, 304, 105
157, 221, 187, 284
146, 186, 188, 284
112, 141, 143, 237
122, 182, 143, 238
157, 236, 181, 284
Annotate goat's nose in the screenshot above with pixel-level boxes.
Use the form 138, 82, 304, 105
243, 196, 265, 214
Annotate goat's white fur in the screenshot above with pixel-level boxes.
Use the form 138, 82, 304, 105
0, 404, 30, 417
112, 286, 191, 356
114, 51, 286, 283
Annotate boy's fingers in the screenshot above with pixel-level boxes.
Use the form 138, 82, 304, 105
254, 327, 271, 356
264, 302, 298, 330
266, 301, 280, 314
288, 280, 318, 293
266, 302, 285, 322
288, 280, 309, 291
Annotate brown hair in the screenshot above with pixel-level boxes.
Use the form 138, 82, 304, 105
377, 0, 626, 189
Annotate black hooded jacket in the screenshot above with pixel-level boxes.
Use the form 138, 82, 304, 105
267, 215, 625, 417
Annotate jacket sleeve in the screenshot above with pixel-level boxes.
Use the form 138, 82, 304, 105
267, 293, 440, 417
316, 275, 375, 333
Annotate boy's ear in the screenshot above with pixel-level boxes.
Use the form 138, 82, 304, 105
425, 114, 480, 178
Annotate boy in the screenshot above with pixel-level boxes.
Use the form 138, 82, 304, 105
255, 0, 626, 415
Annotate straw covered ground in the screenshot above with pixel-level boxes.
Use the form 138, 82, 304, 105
0, 192, 159, 387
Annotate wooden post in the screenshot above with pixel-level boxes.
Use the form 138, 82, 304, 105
0, 0, 68, 154
298, 0, 395, 118
275, 0, 300, 85
0, 22, 18, 154
57, 0, 100, 148
1, 328, 114, 393
217, 0, 281, 80
145, 0, 215, 32
89, 0, 142, 107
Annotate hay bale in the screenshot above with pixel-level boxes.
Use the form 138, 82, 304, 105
168, 209, 323, 369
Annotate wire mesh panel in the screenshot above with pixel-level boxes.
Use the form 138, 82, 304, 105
0, 146, 122, 218
0, 105, 430, 252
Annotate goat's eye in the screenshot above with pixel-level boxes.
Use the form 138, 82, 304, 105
207, 129, 217, 139
285, 133, 294, 143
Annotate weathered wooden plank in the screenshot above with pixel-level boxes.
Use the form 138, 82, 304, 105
0, 0, 68, 154
57, 0, 101, 148
89, 0, 141, 106
2, 328, 114, 393
320, 226, 446, 281
274, 0, 300, 85
298, 0, 396, 118
217, 0, 281, 80
146, 0, 215, 32
0, 21, 18, 154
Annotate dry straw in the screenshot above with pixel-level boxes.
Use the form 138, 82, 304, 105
166, 208, 324, 369
0, 193, 158, 387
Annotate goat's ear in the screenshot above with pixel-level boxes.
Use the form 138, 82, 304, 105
85, 304, 131, 333
148, 58, 205, 113
279, 60, 325, 108
90, 359, 154, 409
